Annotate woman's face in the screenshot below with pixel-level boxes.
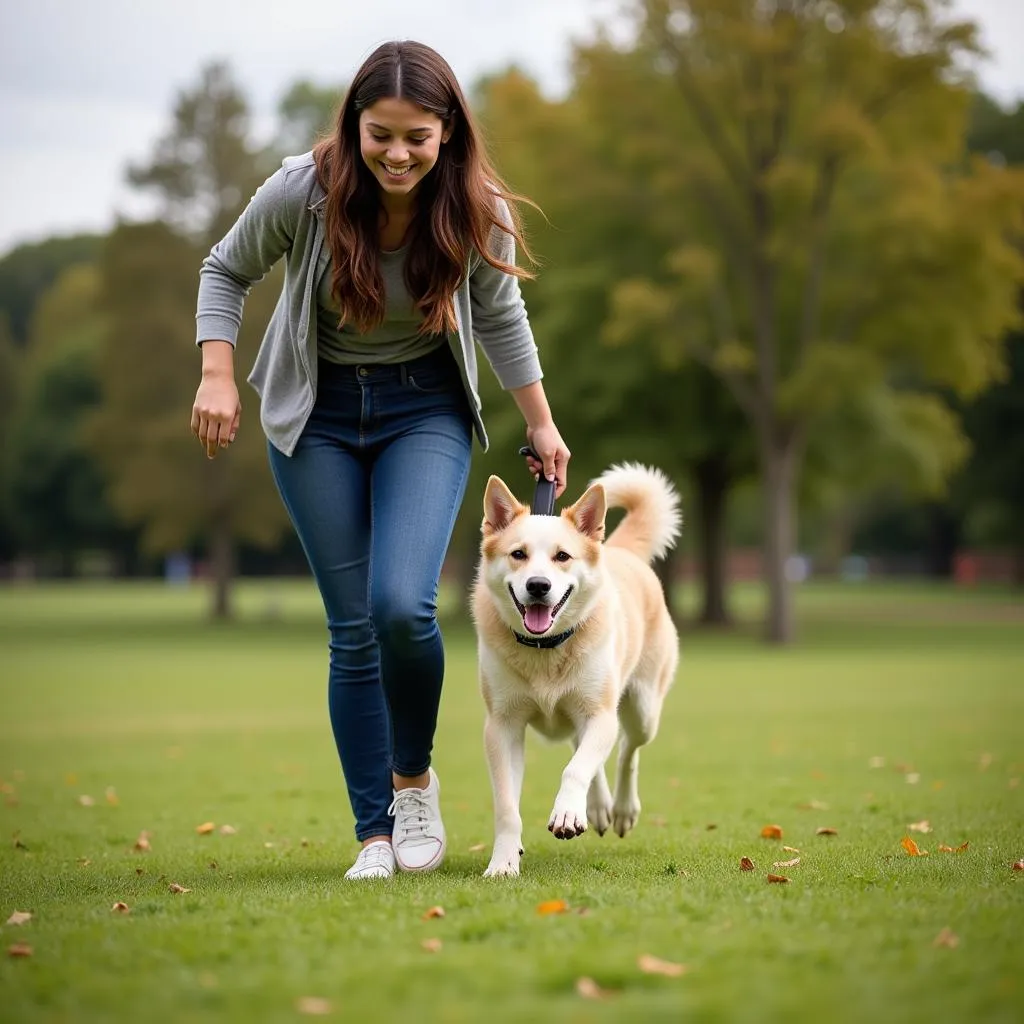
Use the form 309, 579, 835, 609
358, 97, 449, 198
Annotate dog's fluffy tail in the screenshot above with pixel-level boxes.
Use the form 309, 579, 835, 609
597, 463, 682, 564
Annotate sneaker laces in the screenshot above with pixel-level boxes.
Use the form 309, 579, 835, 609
355, 842, 393, 870
388, 789, 430, 841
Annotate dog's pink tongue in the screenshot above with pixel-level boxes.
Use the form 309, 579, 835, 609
524, 604, 554, 635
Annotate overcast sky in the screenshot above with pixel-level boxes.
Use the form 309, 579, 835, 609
1, 0, 1021, 256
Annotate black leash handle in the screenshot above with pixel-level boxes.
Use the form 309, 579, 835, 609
518, 446, 557, 516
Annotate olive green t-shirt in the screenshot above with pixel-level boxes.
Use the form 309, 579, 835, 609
316, 247, 445, 364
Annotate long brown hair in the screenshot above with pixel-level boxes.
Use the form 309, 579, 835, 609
313, 40, 536, 337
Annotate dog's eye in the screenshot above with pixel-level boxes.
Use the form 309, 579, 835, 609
510, 549, 528, 561
554, 551, 572, 563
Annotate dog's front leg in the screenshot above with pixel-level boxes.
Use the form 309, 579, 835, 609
483, 712, 527, 877
549, 708, 619, 840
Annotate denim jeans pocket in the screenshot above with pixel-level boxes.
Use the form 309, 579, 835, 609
404, 350, 461, 395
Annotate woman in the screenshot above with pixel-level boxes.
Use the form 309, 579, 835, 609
190, 40, 570, 880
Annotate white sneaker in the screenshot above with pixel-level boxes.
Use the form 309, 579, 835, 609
344, 840, 395, 880
388, 767, 446, 873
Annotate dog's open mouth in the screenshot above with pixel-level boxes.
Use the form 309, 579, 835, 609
508, 584, 574, 635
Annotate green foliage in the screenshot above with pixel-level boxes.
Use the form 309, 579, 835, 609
274, 79, 345, 155
127, 62, 272, 246
90, 62, 290, 602
90, 222, 287, 557
2, 265, 122, 562
596, 0, 1024, 637
0, 233, 104, 346
955, 334, 1024, 549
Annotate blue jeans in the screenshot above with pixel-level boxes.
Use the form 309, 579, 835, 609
267, 346, 473, 841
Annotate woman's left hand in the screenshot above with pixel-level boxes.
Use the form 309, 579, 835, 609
525, 422, 571, 499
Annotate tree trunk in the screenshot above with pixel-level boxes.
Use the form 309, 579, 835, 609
693, 456, 733, 627
208, 518, 235, 621
760, 435, 800, 645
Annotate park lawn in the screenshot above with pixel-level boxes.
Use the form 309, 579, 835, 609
0, 579, 1022, 1023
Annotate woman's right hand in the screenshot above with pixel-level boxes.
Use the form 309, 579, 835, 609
191, 369, 241, 459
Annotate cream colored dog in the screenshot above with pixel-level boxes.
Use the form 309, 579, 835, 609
471, 463, 681, 877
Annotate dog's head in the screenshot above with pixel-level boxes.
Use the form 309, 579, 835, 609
478, 475, 606, 639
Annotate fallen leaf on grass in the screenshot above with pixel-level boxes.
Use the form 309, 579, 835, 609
576, 977, 613, 1000
208, 861, 218, 870
905, 773, 921, 785
901, 836, 929, 856
1012, 860, 1023, 871
0, 782, 14, 795
739, 857, 755, 871
133, 832, 151, 853
536, 899, 570, 915
111, 902, 130, 914
798, 800, 829, 811
638, 954, 687, 977
219, 825, 237, 835
7, 943, 32, 958
908, 820, 932, 834
869, 756, 886, 769
78, 795, 95, 807
421, 938, 443, 953
105, 787, 119, 806
195, 822, 215, 835
766, 874, 790, 884
296, 997, 332, 1015
978, 752, 993, 771
933, 927, 959, 949
422, 906, 445, 920
760, 825, 783, 840
649, 815, 668, 827
705, 823, 718, 831
937, 842, 969, 853
78, 858, 91, 867
816, 828, 839, 836
468, 843, 486, 852
13, 834, 28, 851
168, 883, 191, 894
782, 846, 801, 854
6, 911, 31, 926
773, 857, 801, 868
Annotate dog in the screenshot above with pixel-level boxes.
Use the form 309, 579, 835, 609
471, 462, 681, 877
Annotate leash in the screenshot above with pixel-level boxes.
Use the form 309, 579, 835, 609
517, 446, 557, 516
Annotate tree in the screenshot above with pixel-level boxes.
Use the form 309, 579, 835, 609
0, 234, 104, 347
464, 64, 756, 626
954, 331, 1024, 581
3, 266, 122, 569
274, 80, 344, 155
91, 64, 289, 618
605, 0, 1024, 641
0, 314, 21, 561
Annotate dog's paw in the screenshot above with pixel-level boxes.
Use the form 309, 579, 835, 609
612, 798, 641, 837
587, 795, 613, 836
483, 856, 520, 877
483, 838, 522, 877
548, 802, 588, 840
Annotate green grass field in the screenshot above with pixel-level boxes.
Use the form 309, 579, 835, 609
1, 579, 1022, 1023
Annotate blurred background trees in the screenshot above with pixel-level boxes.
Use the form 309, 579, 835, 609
2, 0, 1022, 639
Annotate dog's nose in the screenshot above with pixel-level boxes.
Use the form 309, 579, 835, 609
525, 576, 551, 598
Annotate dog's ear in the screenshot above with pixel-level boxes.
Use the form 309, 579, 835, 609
483, 476, 525, 535
567, 482, 606, 541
